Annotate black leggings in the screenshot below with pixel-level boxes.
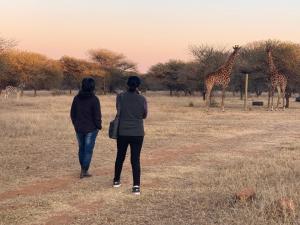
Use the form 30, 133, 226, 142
114, 136, 144, 186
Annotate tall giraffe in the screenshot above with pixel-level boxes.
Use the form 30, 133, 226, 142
204, 45, 241, 111
266, 45, 287, 111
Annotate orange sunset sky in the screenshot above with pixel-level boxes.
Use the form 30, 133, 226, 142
1, 0, 300, 72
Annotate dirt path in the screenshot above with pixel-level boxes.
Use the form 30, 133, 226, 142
0, 144, 203, 204
0, 143, 206, 225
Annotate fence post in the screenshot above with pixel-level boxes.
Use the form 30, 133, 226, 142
244, 74, 248, 110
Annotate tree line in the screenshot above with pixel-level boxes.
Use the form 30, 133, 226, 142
0, 37, 300, 98
147, 41, 300, 98
0, 40, 137, 95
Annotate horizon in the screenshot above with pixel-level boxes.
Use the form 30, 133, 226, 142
1, 0, 300, 73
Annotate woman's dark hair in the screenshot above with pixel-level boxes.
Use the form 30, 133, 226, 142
81, 77, 95, 93
127, 76, 141, 92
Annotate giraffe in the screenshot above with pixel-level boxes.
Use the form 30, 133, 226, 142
204, 45, 241, 111
4, 83, 25, 99
265, 45, 287, 111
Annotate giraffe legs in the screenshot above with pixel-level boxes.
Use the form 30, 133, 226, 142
268, 86, 286, 111
276, 86, 281, 111
267, 87, 271, 109
221, 88, 226, 112
270, 87, 275, 111
282, 87, 286, 111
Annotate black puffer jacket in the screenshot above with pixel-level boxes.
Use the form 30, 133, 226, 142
70, 91, 102, 134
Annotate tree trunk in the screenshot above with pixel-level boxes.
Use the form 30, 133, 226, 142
69, 89, 72, 95
169, 89, 173, 96
34, 89, 37, 96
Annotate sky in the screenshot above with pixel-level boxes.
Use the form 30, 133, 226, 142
0, 0, 300, 72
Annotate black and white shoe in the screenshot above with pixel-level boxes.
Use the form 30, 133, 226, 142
80, 170, 84, 179
83, 171, 92, 178
113, 181, 121, 188
132, 186, 140, 195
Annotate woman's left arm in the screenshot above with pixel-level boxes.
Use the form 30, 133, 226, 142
143, 97, 148, 119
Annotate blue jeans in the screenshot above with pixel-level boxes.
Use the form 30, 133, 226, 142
76, 130, 99, 171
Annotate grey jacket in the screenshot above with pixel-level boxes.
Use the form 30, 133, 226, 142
117, 91, 147, 136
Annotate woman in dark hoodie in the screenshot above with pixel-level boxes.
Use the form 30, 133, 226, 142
70, 78, 102, 178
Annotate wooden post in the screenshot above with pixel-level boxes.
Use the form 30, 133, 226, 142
244, 74, 248, 110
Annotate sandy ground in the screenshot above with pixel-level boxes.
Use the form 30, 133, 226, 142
0, 92, 299, 225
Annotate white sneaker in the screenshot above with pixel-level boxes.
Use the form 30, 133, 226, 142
132, 186, 140, 195
113, 181, 121, 188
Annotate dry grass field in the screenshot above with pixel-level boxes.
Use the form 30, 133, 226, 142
0, 92, 300, 225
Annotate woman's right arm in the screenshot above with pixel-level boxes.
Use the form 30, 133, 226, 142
116, 94, 122, 115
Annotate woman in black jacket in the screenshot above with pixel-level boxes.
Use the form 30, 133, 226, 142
70, 78, 102, 178
113, 76, 147, 195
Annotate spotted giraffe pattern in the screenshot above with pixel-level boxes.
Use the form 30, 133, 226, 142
266, 46, 287, 110
204, 45, 241, 111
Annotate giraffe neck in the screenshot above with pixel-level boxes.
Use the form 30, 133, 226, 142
267, 51, 278, 76
222, 50, 239, 76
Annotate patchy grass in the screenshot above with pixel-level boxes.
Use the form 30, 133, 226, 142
0, 93, 299, 225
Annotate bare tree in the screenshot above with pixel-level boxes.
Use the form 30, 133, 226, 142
0, 37, 16, 53
190, 44, 229, 97
89, 49, 137, 93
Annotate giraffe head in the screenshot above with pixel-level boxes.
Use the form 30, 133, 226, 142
233, 45, 241, 52
265, 44, 273, 53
